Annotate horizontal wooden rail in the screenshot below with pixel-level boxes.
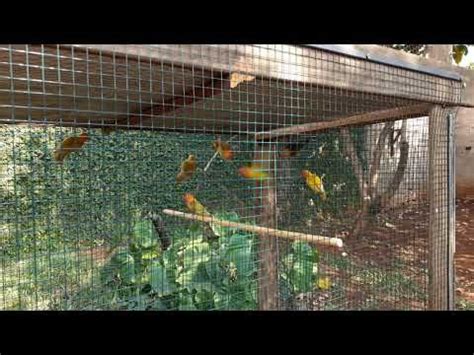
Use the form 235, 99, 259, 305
255, 103, 432, 140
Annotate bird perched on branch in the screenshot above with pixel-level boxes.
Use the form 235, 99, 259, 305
212, 138, 234, 161
301, 169, 327, 201
183, 193, 221, 238
183, 193, 211, 216
238, 163, 269, 181
53, 131, 89, 163
176, 155, 197, 183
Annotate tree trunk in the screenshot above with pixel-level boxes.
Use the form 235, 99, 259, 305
340, 128, 369, 237
342, 119, 410, 238
370, 120, 409, 213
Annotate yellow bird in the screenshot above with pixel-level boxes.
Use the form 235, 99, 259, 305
301, 169, 327, 201
53, 132, 89, 163
317, 277, 332, 290
212, 138, 234, 161
238, 163, 269, 181
176, 155, 197, 183
183, 193, 221, 237
183, 193, 211, 216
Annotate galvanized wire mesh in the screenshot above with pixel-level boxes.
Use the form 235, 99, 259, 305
0, 45, 461, 310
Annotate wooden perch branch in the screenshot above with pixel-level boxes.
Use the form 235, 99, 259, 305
255, 103, 432, 140
162, 209, 343, 248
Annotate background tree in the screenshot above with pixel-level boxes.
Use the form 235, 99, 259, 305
345, 44, 468, 238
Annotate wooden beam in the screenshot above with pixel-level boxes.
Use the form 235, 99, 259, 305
428, 105, 452, 310
255, 103, 432, 140
162, 209, 343, 248
254, 144, 279, 310
124, 73, 229, 126
66, 45, 464, 106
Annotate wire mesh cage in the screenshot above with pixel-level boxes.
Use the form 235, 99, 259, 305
0, 44, 462, 310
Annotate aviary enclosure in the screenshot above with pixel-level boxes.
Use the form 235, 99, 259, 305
0, 45, 463, 310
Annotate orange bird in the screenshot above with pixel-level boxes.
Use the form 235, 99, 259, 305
238, 163, 269, 181
212, 138, 234, 161
176, 155, 197, 183
53, 132, 89, 163
183, 193, 211, 216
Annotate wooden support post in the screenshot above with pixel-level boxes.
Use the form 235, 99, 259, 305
254, 143, 279, 310
428, 105, 454, 310
447, 111, 456, 310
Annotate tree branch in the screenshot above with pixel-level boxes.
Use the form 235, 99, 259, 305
368, 122, 394, 199
372, 120, 409, 210
340, 128, 366, 196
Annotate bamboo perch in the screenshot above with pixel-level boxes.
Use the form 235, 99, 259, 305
254, 103, 432, 140
162, 209, 344, 248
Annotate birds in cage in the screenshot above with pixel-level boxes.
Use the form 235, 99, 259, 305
53, 131, 89, 163
50, 128, 330, 225
176, 154, 197, 183
238, 163, 270, 181
301, 169, 327, 201
212, 138, 234, 161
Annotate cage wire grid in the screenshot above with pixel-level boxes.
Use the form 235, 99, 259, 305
0, 44, 461, 310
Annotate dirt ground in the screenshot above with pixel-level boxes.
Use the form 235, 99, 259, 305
454, 198, 474, 304
303, 197, 474, 310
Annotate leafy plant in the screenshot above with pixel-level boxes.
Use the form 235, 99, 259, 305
92, 211, 321, 310
281, 241, 319, 295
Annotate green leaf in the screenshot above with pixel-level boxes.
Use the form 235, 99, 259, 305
204, 259, 226, 281
126, 294, 148, 310
281, 242, 319, 294
188, 223, 201, 233
177, 293, 196, 310
192, 289, 216, 310
224, 233, 256, 279
141, 249, 160, 260
148, 298, 168, 310
182, 237, 211, 267
290, 260, 314, 293
149, 262, 175, 297
117, 254, 136, 285
208, 212, 240, 237
293, 241, 319, 264
178, 262, 214, 293
131, 219, 159, 251
111, 248, 134, 265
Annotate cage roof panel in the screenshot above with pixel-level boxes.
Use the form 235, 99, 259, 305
0, 44, 463, 133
